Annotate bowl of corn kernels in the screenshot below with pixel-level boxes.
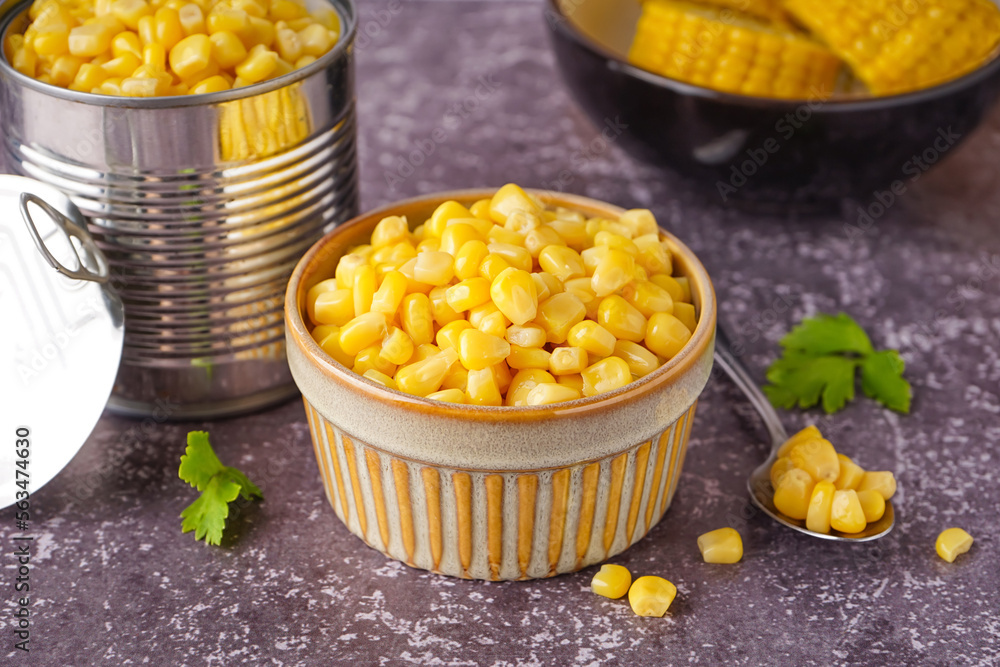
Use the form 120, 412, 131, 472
284, 185, 717, 580
546, 0, 1000, 207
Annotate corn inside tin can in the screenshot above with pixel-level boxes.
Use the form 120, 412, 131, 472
0, 0, 359, 418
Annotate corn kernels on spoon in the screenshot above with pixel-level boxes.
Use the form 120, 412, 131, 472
714, 327, 895, 542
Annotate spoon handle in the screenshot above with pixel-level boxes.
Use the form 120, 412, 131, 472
714, 326, 789, 451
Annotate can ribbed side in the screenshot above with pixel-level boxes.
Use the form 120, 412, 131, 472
305, 398, 699, 580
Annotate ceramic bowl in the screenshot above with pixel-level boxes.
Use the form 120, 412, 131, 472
285, 189, 717, 580
545, 0, 1000, 208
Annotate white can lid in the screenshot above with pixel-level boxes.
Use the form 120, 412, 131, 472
0, 175, 124, 510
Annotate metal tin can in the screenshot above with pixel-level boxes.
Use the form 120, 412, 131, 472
0, 0, 359, 418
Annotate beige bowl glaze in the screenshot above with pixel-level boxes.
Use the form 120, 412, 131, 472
285, 189, 717, 580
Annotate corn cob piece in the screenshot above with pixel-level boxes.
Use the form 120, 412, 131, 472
783, 0, 1000, 96
629, 0, 842, 99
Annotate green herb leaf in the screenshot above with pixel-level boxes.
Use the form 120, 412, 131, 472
763, 313, 911, 415
860, 350, 912, 414
179, 431, 262, 546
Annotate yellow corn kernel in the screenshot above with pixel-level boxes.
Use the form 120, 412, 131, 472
349, 264, 376, 316
400, 293, 434, 346
458, 329, 510, 371
353, 344, 396, 378
270, 0, 307, 21
465, 367, 502, 406
168, 33, 210, 78
563, 277, 599, 315
506, 324, 547, 349
297, 23, 333, 56
101, 52, 141, 77
311, 324, 339, 343
490, 268, 537, 326
412, 344, 440, 363
805, 480, 836, 534
628, 576, 677, 618
673, 302, 697, 333
234, 43, 277, 82
594, 230, 638, 256
935, 528, 974, 563
533, 272, 563, 298
468, 198, 491, 220
582, 357, 632, 397
437, 222, 482, 257
524, 226, 565, 257
597, 295, 647, 343
505, 369, 556, 406
770, 456, 795, 489
776, 425, 823, 458
557, 373, 584, 393
396, 348, 459, 397
489, 183, 541, 224
50, 54, 84, 86
208, 29, 247, 69
773, 468, 815, 520
112, 0, 153, 30
379, 327, 414, 366
137, 13, 155, 44
207, 7, 249, 34
477, 252, 511, 283
491, 362, 512, 394
98, 77, 124, 95
368, 270, 406, 317
312, 288, 353, 326
529, 292, 584, 345
453, 240, 489, 281
547, 218, 589, 250
317, 328, 355, 367
487, 227, 525, 248
272, 26, 302, 62
190, 73, 230, 93
69, 62, 107, 90
591, 248, 636, 297
634, 233, 671, 274
830, 490, 866, 533
426, 286, 462, 327
112, 31, 142, 59
611, 340, 658, 378
435, 320, 472, 352
486, 242, 532, 273
427, 388, 465, 404
68, 23, 115, 57
362, 369, 396, 390
674, 277, 691, 302
566, 320, 616, 358
856, 489, 885, 523
411, 250, 454, 285
338, 312, 387, 356
142, 41, 165, 68
33, 24, 70, 56
856, 471, 897, 501
622, 280, 674, 319
241, 15, 276, 50
549, 346, 588, 376
789, 438, 840, 483
697, 527, 743, 564
176, 3, 204, 34
590, 563, 631, 599
366, 215, 406, 249
476, 310, 508, 338
525, 382, 581, 406
153, 7, 183, 50
507, 345, 551, 370
645, 312, 691, 359
504, 209, 542, 236
618, 209, 658, 237
443, 277, 489, 313
835, 454, 865, 490
425, 201, 473, 237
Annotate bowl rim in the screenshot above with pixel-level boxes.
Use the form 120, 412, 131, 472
0, 0, 357, 108
285, 188, 717, 423
544, 0, 1000, 111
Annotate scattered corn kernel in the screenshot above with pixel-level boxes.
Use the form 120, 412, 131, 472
628, 576, 677, 617
697, 527, 743, 564
590, 563, 632, 599
935, 527, 974, 563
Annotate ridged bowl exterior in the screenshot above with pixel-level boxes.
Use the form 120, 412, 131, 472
285, 190, 717, 580
0, 0, 359, 418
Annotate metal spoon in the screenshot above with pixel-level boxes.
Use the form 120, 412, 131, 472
713, 327, 895, 541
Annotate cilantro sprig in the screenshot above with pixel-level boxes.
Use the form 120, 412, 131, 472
179, 431, 262, 546
763, 313, 911, 414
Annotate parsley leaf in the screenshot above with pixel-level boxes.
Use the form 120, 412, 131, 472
179, 431, 262, 546
763, 313, 911, 414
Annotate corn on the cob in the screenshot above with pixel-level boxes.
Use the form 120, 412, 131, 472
629, 0, 842, 99
783, 0, 1000, 95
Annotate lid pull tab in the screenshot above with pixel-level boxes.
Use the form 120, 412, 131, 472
20, 192, 110, 284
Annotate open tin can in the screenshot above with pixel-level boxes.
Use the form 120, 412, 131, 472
0, 0, 359, 418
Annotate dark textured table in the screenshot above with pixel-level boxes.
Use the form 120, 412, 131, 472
5, 0, 1000, 664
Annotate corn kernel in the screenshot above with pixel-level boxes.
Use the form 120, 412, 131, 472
697, 527, 743, 563
465, 367, 501, 406
445, 277, 491, 312
856, 471, 897, 500
380, 326, 414, 366
770, 456, 795, 488
628, 576, 677, 617
428, 286, 464, 327
622, 280, 674, 319
490, 268, 537, 326
830, 489, 866, 533
673, 302, 697, 333
112, 0, 153, 30
489, 183, 541, 224
506, 369, 556, 406
525, 382, 581, 405
935, 528, 974, 563
396, 348, 459, 397
426, 388, 465, 404
458, 329, 510, 371
298, 23, 333, 57
619, 209, 658, 237
507, 345, 550, 370
235, 43, 277, 82
567, 320, 616, 358
506, 324, 546, 349
597, 295, 647, 343
582, 357, 632, 397
591, 249, 635, 297
805, 480, 836, 534
209, 30, 247, 69
534, 292, 586, 345
436, 320, 472, 352
789, 438, 840, 483
491, 361, 512, 394
362, 369, 396, 390
524, 226, 565, 257
773, 468, 815, 520
557, 373, 584, 393
112, 30, 142, 58
141, 41, 165, 68
317, 328, 354, 367
101, 52, 140, 76
68, 23, 114, 56
168, 33, 210, 78
399, 293, 434, 346
487, 242, 532, 272
856, 489, 885, 523
69, 62, 107, 90
634, 233, 671, 274
549, 346, 588, 376
776, 425, 823, 458
427, 200, 474, 237
312, 288, 354, 326
152, 7, 182, 49
590, 563, 632, 599
454, 240, 490, 281
50, 54, 84, 86
835, 454, 865, 490
339, 312, 387, 356
645, 312, 691, 359
476, 310, 509, 338
353, 344, 396, 378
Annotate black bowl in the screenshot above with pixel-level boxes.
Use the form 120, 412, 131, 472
544, 0, 1000, 208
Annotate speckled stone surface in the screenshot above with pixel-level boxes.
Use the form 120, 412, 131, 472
4, 0, 1000, 664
